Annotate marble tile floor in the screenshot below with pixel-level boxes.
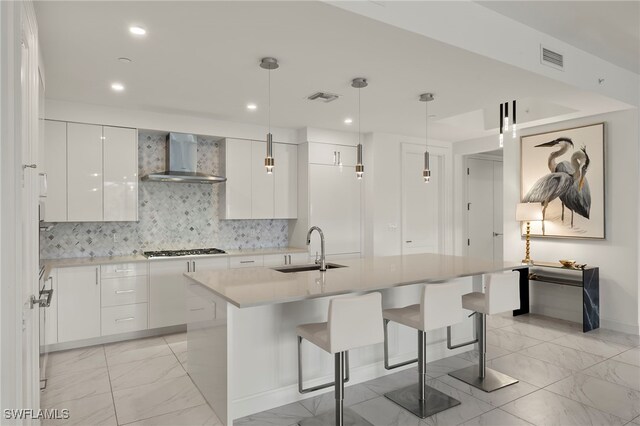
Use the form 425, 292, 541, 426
41, 313, 640, 426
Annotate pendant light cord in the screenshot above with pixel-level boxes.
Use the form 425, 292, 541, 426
268, 68, 271, 135
358, 87, 361, 145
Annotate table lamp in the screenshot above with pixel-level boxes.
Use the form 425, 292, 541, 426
516, 202, 543, 264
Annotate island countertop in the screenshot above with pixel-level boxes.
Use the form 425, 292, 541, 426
184, 253, 523, 308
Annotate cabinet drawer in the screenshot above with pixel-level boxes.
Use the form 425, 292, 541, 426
101, 262, 147, 279
187, 286, 216, 323
101, 276, 148, 307
101, 303, 148, 336
229, 255, 264, 269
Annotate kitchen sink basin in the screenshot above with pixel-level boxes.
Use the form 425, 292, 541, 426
272, 263, 347, 273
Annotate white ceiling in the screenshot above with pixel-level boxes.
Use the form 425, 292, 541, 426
478, 1, 640, 74
35, 1, 629, 142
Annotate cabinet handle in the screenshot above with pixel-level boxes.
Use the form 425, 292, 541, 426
284, 255, 288, 265
95, 268, 99, 285
192, 261, 196, 272
288, 255, 292, 264
240, 260, 255, 264
337, 151, 342, 166
114, 269, 134, 273
187, 261, 190, 273
406, 240, 413, 243
333, 151, 337, 165
115, 317, 135, 322
190, 307, 205, 312
115, 289, 135, 294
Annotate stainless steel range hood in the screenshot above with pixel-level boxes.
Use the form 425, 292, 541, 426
141, 132, 226, 183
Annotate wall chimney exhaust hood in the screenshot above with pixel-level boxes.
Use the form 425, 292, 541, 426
141, 132, 226, 183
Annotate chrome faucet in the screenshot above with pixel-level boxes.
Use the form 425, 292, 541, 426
306, 226, 326, 272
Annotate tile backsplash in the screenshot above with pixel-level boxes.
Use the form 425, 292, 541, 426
40, 132, 289, 259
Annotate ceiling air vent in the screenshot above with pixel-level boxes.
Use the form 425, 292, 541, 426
307, 91, 340, 103
541, 46, 564, 71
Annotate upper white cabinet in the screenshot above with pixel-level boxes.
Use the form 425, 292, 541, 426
67, 123, 103, 221
42, 120, 138, 222
43, 120, 67, 222
220, 138, 297, 219
309, 143, 356, 167
251, 141, 275, 219
103, 126, 138, 221
274, 143, 298, 218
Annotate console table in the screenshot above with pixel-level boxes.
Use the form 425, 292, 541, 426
512, 262, 599, 332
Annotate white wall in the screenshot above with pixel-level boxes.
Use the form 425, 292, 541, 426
364, 132, 453, 257
498, 109, 639, 333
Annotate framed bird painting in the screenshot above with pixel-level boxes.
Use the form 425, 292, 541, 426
520, 122, 605, 239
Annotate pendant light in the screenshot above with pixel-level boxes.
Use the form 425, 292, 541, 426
512, 100, 517, 138
351, 77, 367, 179
499, 103, 504, 148
504, 101, 509, 132
260, 57, 279, 174
419, 93, 434, 183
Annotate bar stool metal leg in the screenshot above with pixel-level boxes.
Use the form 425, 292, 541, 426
384, 330, 461, 418
335, 352, 344, 426
448, 313, 519, 392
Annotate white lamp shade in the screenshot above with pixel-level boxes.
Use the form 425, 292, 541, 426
516, 202, 543, 222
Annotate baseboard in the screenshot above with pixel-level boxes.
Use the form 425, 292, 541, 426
231, 340, 473, 418
43, 324, 186, 353
600, 318, 640, 335
530, 304, 639, 335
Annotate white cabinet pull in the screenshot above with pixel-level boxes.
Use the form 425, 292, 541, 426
240, 260, 255, 264
333, 151, 337, 165
337, 151, 342, 166
115, 289, 135, 294
192, 261, 196, 272
95, 268, 99, 285
288, 255, 292, 264
187, 261, 190, 272
114, 269, 134, 273
115, 317, 135, 322
190, 307, 205, 312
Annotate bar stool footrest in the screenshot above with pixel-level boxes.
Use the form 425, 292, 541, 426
448, 365, 518, 393
384, 383, 461, 419
298, 407, 373, 426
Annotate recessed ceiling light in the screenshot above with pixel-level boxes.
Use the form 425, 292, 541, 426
129, 26, 146, 36
246, 103, 257, 110
344, 118, 353, 124
111, 82, 125, 92
118, 57, 132, 63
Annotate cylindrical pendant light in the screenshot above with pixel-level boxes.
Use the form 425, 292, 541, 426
352, 77, 368, 180
419, 93, 434, 183
499, 103, 504, 148
260, 57, 279, 174
512, 100, 517, 138
504, 101, 509, 132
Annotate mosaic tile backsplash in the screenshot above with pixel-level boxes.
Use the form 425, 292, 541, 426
40, 132, 289, 259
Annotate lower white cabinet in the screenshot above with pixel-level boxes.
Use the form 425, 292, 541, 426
149, 257, 228, 329
263, 252, 309, 266
57, 266, 101, 343
101, 275, 148, 307
102, 303, 148, 336
229, 255, 264, 269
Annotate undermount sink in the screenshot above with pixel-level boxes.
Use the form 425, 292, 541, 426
272, 263, 347, 273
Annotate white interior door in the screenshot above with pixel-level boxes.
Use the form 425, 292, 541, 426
493, 160, 504, 262
466, 157, 503, 262
401, 144, 444, 255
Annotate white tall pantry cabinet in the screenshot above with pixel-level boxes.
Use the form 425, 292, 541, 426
43, 120, 138, 222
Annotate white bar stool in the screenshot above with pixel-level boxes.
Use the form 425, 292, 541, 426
382, 282, 464, 418
297, 292, 384, 426
448, 271, 521, 392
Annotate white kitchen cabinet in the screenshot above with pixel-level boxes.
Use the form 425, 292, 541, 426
57, 266, 101, 343
67, 123, 103, 222
149, 257, 228, 329
274, 143, 298, 218
43, 120, 67, 222
103, 126, 138, 221
309, 164, 361, 255
221, 138, 297, 219
101, 275, 148, 307
309, 142, 357, 167
263, 252, 308, 267
251, 140, 275, 219
102, 303, 148, 336
221, 138, 252, 219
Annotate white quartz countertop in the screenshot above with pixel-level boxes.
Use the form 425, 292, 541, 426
41, 247, 308, 280
184, 254, 523, 308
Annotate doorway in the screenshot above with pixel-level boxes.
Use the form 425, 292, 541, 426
465, 153, 503, 262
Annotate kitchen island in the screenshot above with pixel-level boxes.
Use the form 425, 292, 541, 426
184, 254, 523, 425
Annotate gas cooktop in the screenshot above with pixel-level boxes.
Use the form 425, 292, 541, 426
143, 248, 226, 258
